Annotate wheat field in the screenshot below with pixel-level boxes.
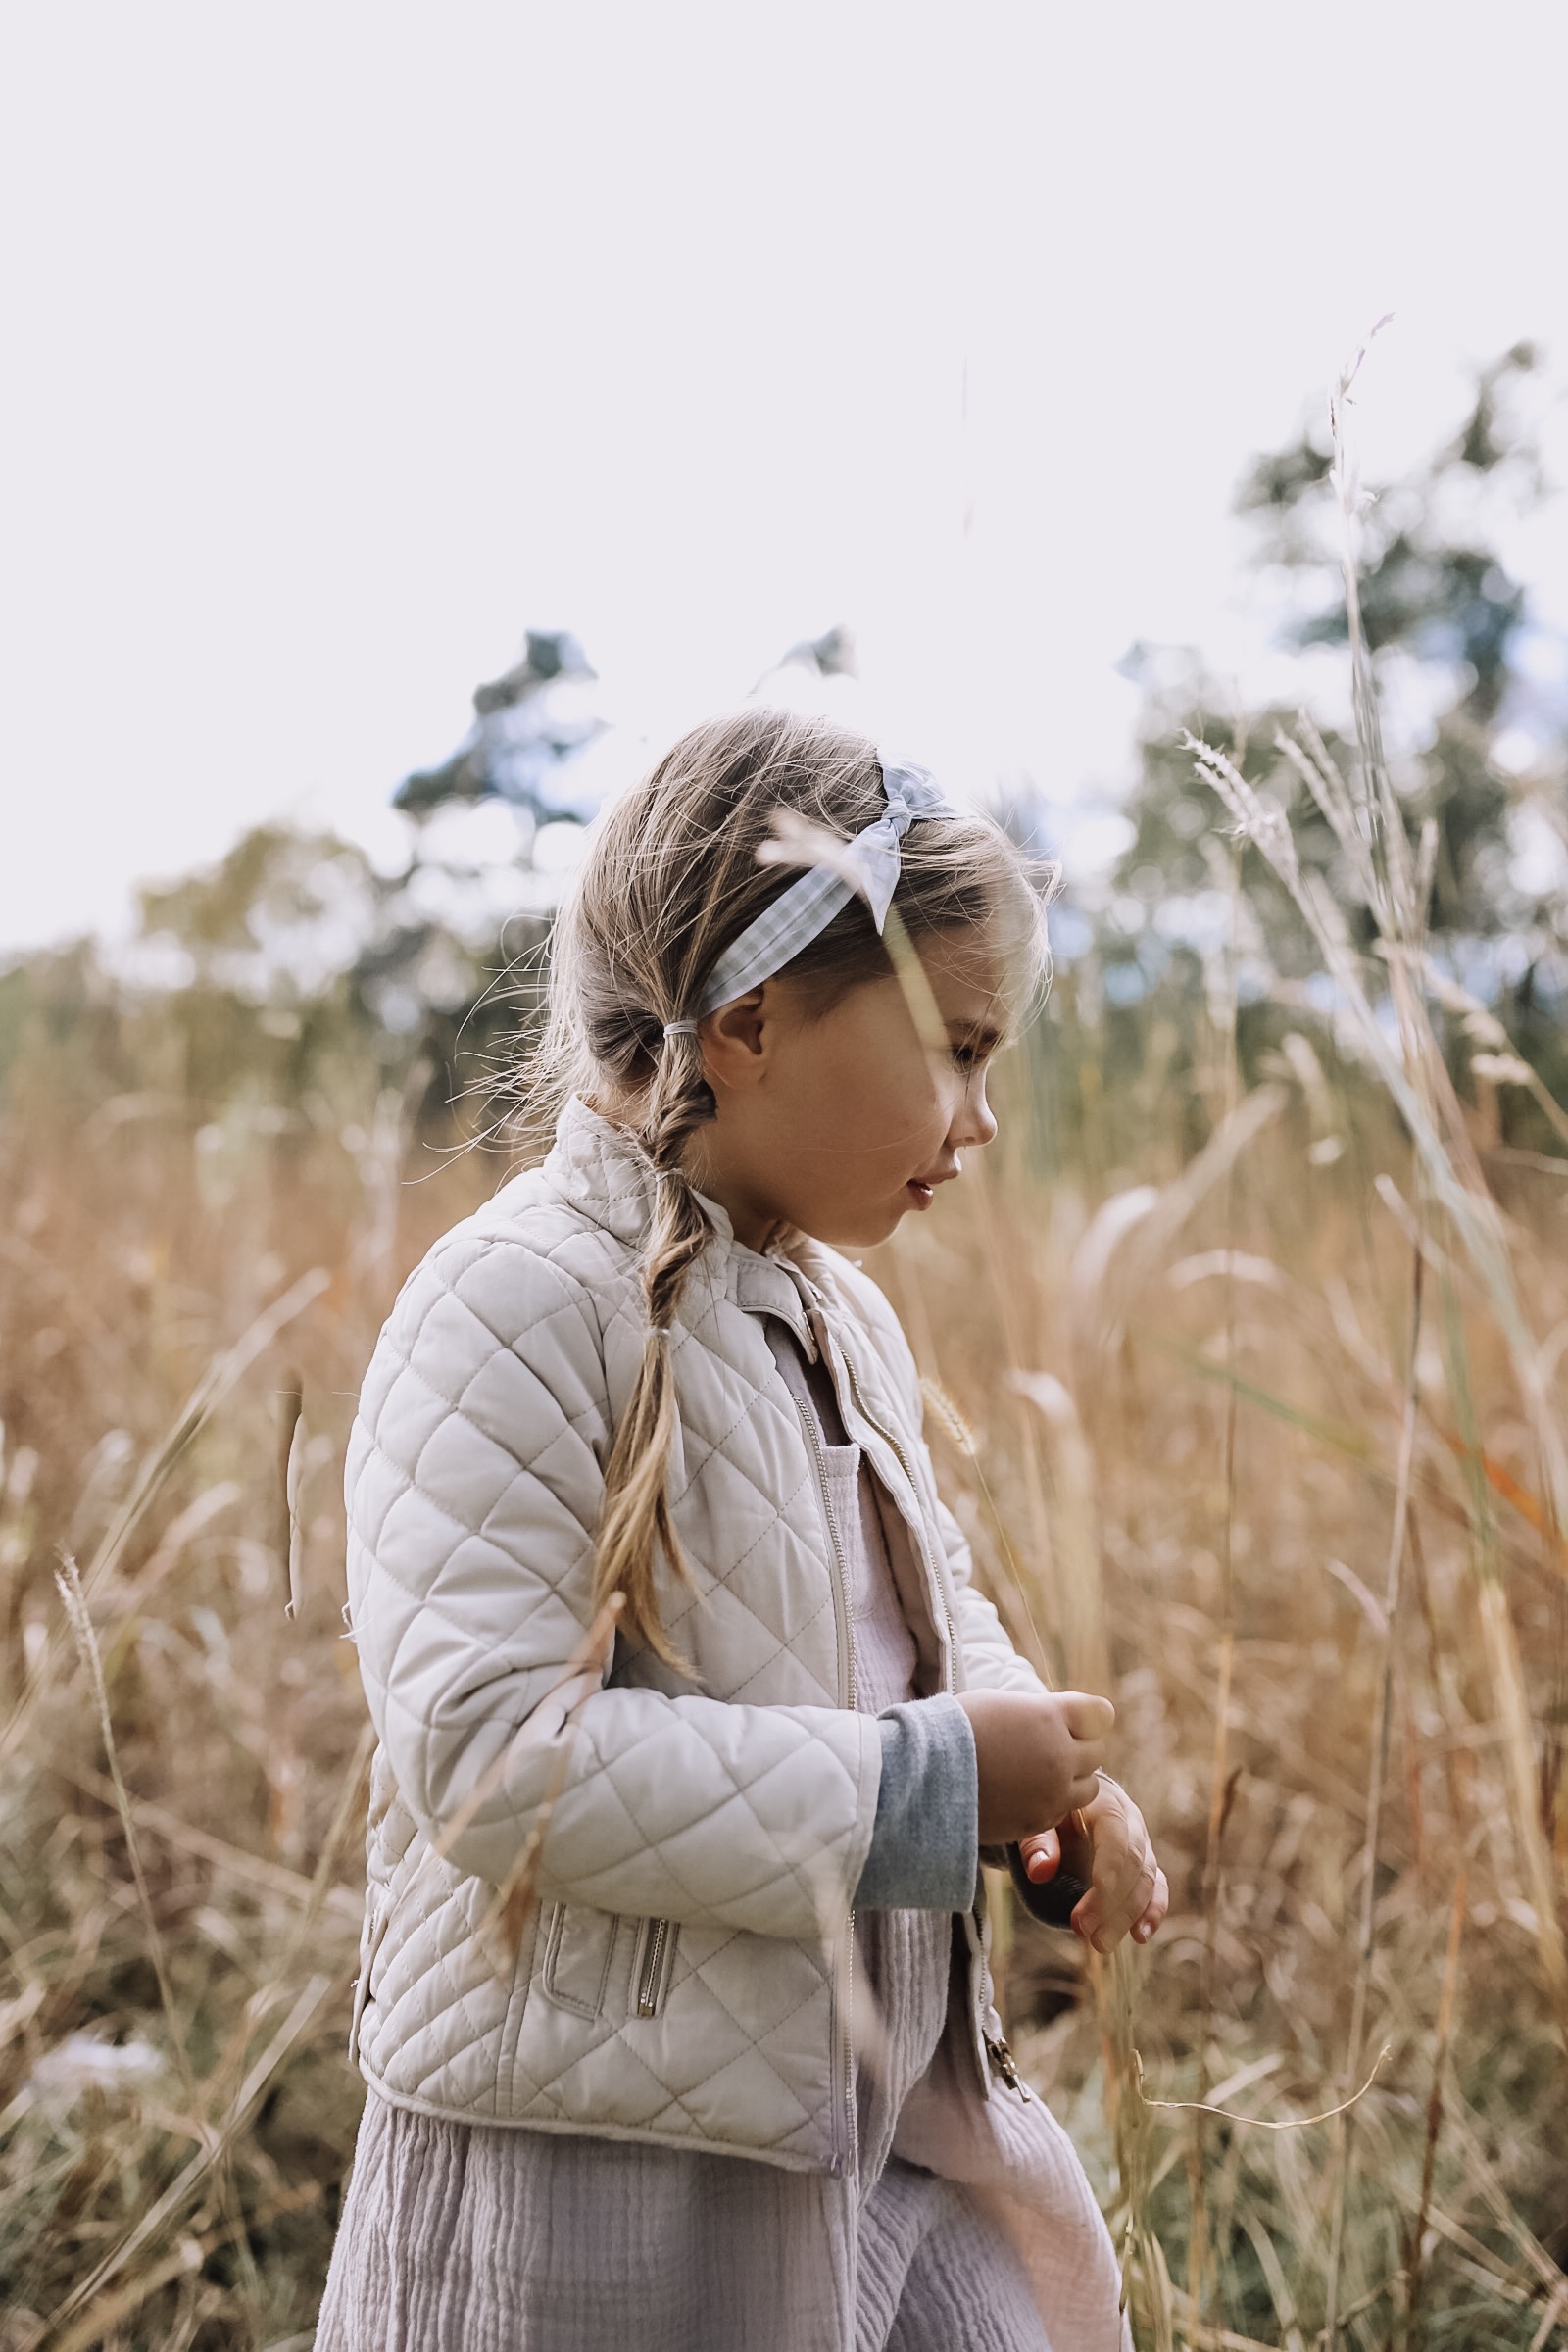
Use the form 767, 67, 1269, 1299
1, 928, 1564, 2348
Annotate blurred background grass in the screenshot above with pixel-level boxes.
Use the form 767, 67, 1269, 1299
1, 359, 1565, 2349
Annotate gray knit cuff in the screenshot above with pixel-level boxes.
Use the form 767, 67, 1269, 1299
854, 1694, 979, 1912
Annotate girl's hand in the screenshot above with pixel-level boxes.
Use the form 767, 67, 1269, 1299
1018, 1776, 1168, 1954
957, 1689, 1112, 1845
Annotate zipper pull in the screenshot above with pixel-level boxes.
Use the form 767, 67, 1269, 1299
984, 2031, 1033, 2099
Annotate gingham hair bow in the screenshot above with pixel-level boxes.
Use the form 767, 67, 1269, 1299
677, 760, 957, 1023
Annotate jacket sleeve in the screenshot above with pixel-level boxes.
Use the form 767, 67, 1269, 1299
345, 1224, 881, 1941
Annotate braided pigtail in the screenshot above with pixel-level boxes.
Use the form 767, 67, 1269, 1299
591, 1030, 714, 1665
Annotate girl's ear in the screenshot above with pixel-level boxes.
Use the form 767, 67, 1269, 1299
700, 987, 769, 1091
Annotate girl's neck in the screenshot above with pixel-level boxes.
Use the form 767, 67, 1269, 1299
582, 1091, 784, 1254
683, 1136, 783, 1254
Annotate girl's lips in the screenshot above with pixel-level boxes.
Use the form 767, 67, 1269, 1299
906, 1180, 935, 1208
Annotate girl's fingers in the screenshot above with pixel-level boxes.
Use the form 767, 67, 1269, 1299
1019, 1827, 1060, 1882
1088, 1860, 1167, 1953
1074, 1828, 1160, 1952
1077, 1871, 1148, 1950
1071, 1780, 1171, 1946
1022, 1777, 1167, 1951
1131, 1868, 1171, 1945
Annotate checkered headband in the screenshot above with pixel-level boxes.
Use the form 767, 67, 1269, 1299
665, 760, 959, 1029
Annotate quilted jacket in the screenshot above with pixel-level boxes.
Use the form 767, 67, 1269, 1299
343, 1097, 1048, 2176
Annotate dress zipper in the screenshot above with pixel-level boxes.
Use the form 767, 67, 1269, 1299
984, 2029, 1033, 2099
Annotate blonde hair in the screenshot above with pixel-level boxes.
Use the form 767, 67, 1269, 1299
529, 707, 1051, 1664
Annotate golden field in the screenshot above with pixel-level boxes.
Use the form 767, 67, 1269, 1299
1, 907, 1564, 2349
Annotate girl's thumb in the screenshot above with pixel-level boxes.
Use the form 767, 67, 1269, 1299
1019, 1827, 1060, 1883
1062, 1691, 1115, 1739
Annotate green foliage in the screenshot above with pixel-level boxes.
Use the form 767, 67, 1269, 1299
1241, 344, 1542, 722
1102, 347, 1568, 1136
0, 825, 549, 1147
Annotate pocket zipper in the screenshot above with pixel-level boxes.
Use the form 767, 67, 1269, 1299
636, 1918, 672, 2018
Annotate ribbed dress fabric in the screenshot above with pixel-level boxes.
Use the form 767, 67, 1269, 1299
316, 1326, 1126, 2352
316, 2096, 1047, 2352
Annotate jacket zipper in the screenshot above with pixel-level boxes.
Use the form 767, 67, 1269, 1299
786, 1368, 858, 2173
635, 1916, 671, 2018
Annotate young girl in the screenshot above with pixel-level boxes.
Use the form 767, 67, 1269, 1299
316, 709, 1168, 2352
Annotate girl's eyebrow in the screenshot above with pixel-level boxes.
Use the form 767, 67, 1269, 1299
949, 1017, 1004, 1053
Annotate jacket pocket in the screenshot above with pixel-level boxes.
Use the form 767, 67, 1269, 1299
541, 1901, 621, 2020
631, 1916, 678, 2019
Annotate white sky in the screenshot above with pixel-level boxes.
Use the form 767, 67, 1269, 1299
3, 0, 1567, 951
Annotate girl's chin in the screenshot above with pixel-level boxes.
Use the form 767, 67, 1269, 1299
797, 1196, 912, 1250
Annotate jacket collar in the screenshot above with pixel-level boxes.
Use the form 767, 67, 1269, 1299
537, 1096, 824, 1351
540, 1095, 719, 1250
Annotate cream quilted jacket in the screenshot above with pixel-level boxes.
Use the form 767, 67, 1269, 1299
344, 1098, 1047, 2176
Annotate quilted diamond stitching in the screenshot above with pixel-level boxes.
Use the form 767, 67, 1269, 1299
539, 1714, 857, 1916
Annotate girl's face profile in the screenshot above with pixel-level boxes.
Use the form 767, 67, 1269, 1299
687, 915, 1009, 1251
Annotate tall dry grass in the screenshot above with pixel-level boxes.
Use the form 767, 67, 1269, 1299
891, 1050, 1567, 2350
0, 1087, 484, 2351
1, 938, 1565, 2350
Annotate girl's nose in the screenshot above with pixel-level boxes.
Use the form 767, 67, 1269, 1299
950, 1075, 998, 1152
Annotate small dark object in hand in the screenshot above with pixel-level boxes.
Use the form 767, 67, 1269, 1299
1005, 1842, 1091, 1930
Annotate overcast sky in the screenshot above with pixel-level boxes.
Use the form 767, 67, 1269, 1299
4, 1, 1566, 951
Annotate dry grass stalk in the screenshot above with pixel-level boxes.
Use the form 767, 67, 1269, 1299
1188, 833, 1245, 2345
52, 1554, 193, 2104
43, 1972, 337, 2340
1013, 1373, 1110, 1695
1479, 1580, 1568, 2019
47, 2177, 327, 2352
1162, 328, 1565, 2344
1133, 2044, 1390, 2132
921, 1374, 1054, 1682
1405, 1867, 1467, 2340
1323, 1245, 1423, 2345
1, 1266, 328, 1765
